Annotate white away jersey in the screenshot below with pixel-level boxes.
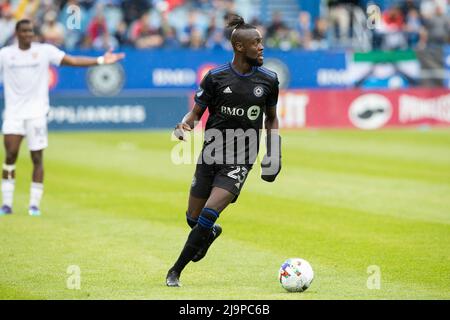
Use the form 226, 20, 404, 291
0, 42, 65, 120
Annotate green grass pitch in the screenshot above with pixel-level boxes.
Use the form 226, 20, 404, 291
0, 129, 449, 299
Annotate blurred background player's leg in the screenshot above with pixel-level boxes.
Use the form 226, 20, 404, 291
1, 135, 23, 215
26, 117, 48, 216
29, 150, 44, 216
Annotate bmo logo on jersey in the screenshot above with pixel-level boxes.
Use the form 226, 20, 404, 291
221, 106, 245, 117
221, 105, 261, 120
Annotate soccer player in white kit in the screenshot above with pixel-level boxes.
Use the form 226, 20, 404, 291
0, 19, 125, 216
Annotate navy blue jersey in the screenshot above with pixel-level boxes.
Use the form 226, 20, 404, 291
194, 62, 279, 165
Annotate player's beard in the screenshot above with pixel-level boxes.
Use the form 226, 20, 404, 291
245, 55, 263, 67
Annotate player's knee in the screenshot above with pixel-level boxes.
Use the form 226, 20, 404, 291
197, 207, 219, 229
5, 151, 19, 164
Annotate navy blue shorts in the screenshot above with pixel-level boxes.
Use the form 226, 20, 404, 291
190, 162, 252, 203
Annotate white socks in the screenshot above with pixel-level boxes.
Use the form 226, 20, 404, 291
29, 182, 44, 208
1, 180, 44, 209
2, 161, 44, 210
1, 179, 15, 207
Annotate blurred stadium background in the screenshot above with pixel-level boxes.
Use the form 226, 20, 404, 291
0, 0, 449, 300
0, 0, 449, 130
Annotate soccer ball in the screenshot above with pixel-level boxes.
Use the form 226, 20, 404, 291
278, 258, 314, 292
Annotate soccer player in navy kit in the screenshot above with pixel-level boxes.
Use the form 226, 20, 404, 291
166, 14, 282, 287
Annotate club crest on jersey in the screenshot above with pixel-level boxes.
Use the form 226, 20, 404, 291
253, 86, 264, 97
247, 105, 261, 121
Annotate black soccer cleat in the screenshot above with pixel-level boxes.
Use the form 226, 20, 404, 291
166, 269, 182, 287
192, 224, 222, 263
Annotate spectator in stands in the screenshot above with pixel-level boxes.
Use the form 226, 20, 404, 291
378, 6, 407, 50
206, 29, 228, 50
93, 30, 119, 50
187, 27, 204, 49
267, 24, 299, 51
420, 0, 438, 19
0, 0, 12, 12
404, 8, 426, 49
78, 0, 96, 10
162, 25, 180, 48
34, 0, 57, 26
13, 0, 40, 20
204, 12, 230, 50
422, 5, 450, 48
40, 10, 65, 47
179, 10, 200, 47
59, 0, 89, 50
86, 5, 108, 47
311, 18, 329, 50
1, 0, 447, 52
295, 11, 312, 49
0, 5, 15, 46
327, 0, 352, 44
160, 12, 180, 48
121, 0, 151, 25
191, 0, 212, 11
205, 14, 218, 41
266, 11, 286, 39
209, 0, 235, 15
400, 0, 420, 18
114, 20, 131, 47
130, 12, 164, 48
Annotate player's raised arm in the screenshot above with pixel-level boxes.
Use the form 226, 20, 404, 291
61, 48, 125, 67
173, 104, 206, 141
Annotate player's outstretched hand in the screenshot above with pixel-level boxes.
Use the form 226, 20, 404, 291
261, 134, 282, 182
173, 123, 192, 141
103, 48, 125, 64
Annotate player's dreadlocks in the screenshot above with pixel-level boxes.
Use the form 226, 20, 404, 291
225, 13, 257, 47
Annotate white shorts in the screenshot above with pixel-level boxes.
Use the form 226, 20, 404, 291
2, 117, 48, 151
